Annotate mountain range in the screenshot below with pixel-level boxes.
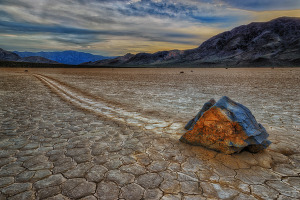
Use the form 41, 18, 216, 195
1, 17, 300, 67
83, 17, 300, 67
14, 51, 113, 65
0, 48, 59, 64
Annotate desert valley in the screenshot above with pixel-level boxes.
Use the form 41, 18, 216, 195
0, 1, 300, 199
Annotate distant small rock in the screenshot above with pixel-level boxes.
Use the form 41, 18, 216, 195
180, 96, 271, 154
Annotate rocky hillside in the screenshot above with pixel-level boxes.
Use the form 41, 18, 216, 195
0, 48, 20, 61
184, 17, 300, 66
0, 48, 59, 64
84, 17, 300, 67
15, 50, 113, 65
19, 56, 59, 64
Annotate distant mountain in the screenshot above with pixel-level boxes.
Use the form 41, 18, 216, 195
84, 17, 300, 67
14, 50, 113, 65
83, 50, 185, 66
0, 48, 58, 64
0, 48, 21, 61
20, 56, 59, 64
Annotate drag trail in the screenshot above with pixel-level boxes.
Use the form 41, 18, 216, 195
34, 74, 184, 136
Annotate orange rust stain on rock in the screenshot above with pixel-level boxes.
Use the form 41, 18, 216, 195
180, 107, 249, 154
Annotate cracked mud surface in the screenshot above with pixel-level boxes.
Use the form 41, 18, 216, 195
0, 68, 299, 199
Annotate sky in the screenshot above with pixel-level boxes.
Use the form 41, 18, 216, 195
1, 0, 300, 56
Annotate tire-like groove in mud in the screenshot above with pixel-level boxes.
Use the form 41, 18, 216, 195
34, 73, 184, 136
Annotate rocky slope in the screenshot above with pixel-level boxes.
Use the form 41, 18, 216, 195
19, 56, 59, 64
84, 17, 300, 67
0, 48, 59, 64
15, 50, 113, 65
184, 17, 300, 67
0, 48, 21, 61
83, 50, 186, 66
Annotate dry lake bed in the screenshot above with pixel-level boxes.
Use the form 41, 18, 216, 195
0, 67, 299, 200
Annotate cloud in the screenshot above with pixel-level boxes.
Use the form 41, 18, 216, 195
0, 20, 103, 35
250, 9, 300, 22
220, 0, 300, 11
0, 0, 300, 56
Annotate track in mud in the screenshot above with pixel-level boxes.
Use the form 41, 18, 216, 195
34, 74, 185, 136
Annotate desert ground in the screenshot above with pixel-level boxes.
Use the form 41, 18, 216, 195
0, 67, 299, 200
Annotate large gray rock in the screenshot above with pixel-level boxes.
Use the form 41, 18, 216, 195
180, 96, 271, 154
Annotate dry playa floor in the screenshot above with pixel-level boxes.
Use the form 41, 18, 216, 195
0, 67, 299, 200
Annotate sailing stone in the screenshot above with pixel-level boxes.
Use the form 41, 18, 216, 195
180, 96, 271, 154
